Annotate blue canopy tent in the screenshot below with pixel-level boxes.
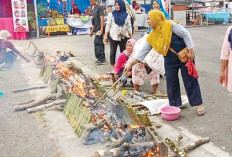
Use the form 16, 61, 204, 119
36, 0, 90, 14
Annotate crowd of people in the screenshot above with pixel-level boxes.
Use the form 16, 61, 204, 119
89, 0, 206, 116
1, 0, 232, 117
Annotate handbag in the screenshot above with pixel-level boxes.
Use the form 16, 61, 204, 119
117, 26, 126, 39
169, 47, 189, 63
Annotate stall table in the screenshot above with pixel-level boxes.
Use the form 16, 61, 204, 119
0, 18, 27, 40
200, 12, 230, 26
66, 17, 92, 35
45, 25, 70, 37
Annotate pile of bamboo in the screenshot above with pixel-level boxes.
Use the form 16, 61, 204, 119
64, 94, 92, 137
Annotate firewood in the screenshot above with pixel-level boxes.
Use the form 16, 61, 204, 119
14, 94, 61, 111
27, 99, 66, 113
182, 137, 210, 153
94, 142, 155, 157
17, 100, 35, 106
174, 135, 183, 146
110, 133, 132, 149
13, 85, 49, 93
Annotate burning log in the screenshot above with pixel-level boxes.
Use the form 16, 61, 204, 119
27, 99, 66, 113
110, 133, 133, 149
182, 137, 210, 153
12, 85, 49, 93
93, 142, 155, 157
14, 93, 61, 111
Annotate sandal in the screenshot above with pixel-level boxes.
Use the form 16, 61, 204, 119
197, 105, 205, 116
153, 91, 168, 97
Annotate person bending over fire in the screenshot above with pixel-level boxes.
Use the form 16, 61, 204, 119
0, 30, 30, 70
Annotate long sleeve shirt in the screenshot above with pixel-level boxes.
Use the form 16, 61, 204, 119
105, 12, 132, 41
135, 22, 195, 62
114, 52, 131, 74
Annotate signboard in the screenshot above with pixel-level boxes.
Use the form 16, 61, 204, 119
11, 0, 29, 32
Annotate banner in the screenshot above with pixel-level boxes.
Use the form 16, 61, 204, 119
11, 0, 29, 32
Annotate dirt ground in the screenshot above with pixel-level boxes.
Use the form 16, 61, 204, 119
1, 25, 232, 156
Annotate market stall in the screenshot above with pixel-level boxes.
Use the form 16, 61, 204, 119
0, 0, 31, 40
186, 0, 230, 26
36, 0, 91, 36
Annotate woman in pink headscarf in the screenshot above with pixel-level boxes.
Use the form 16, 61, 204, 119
114, 39, 136, 85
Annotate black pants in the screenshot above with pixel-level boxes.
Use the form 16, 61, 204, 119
165, 64, 203, 107
131, 17, 134, 34
109, 36, 128, 65
94, 35, 105, 62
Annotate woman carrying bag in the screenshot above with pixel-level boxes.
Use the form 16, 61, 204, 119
125, 10, 205, 116
104, 0, 133, 71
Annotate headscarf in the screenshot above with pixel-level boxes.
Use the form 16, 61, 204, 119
127, 39, 136, 48
154, 0, 170, 20
112, 0, 128, 26
146, 10, 172, 56
124, 39, 136, 56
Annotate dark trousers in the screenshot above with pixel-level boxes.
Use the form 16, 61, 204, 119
0, 51, 16, 66
109, 36, 128, 65
94, 35, 105, 62
165, 64, 203, 107
131, 17, 134, 34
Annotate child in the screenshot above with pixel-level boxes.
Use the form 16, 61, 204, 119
114, 39, 136, 85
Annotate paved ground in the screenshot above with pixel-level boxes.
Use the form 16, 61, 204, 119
1, 25, 232, 156
0, 62, 60, 157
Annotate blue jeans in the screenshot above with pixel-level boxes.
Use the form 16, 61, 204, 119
0, 51, 17, 67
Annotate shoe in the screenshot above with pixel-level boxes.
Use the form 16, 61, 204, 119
97, 60, 106, 65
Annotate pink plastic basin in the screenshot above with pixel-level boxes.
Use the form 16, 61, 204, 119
161, 106, 181, 121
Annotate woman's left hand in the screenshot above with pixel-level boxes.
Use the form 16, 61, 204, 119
188, 49, 195, 61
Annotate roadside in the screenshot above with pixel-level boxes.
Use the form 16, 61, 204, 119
0, 62, 62, 157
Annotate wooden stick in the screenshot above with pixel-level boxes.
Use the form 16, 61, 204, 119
27, 99, 66, 113
110, 133, 132, 149
182, 137, 210, 153
174, 135, 183, 146
14, 94, 61, 111
94, 71, 127, 106
17, 100, 35, 106
94, 142, 155, 157
13, 85, 49, 93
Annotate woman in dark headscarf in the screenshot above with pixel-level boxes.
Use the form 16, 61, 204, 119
104, 0, 132, 71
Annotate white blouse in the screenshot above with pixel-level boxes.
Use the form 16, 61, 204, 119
105, 12, 132, 41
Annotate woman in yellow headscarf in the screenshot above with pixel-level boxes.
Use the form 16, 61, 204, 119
125, 10, 205, 116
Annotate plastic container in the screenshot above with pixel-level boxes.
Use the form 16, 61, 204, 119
160, 106, 181, 121
0, 89, 3, 98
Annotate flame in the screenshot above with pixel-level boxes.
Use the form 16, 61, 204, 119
56, 63, 74, 79
89, 89, 96, 97
72, 84, 87, 98
128, 124, 141, 130
142, 149, 155, 157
